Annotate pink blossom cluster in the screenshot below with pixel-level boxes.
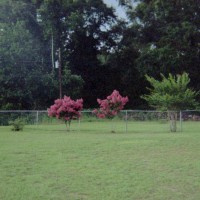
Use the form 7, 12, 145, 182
48, 96, 83, 122
93, 90, 129, 119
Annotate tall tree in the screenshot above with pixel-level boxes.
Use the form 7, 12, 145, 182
0, 0, 83, 109
0, 0, 46, 109
104, 22, 146, 108
37, 0, 118, 107
118, 0, 200, 101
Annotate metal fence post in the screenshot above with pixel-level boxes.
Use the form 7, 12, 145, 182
78, 117, 81, 131
125, 110, 128, 133
36, 111, 39, 125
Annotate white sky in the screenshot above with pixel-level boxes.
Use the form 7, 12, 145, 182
103, 0, 127, 19
103, 0, 118, 7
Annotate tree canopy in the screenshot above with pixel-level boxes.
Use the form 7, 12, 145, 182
142, 72, 199, 132
119, 0, 200, 81
142, 73, 199, 111
0, 0, 199, 109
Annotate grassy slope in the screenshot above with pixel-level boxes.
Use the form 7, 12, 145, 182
0, 122, 200, 200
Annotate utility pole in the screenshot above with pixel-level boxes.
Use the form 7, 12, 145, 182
51, 32, 55, 70
58, 48, 62, 99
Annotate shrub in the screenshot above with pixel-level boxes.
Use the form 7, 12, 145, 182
93, 90, 129, 119
93, 90, 128, 132
9, 118, 25, 131
48, 96, 83, 131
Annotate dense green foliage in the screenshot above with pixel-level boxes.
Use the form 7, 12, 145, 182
142, 72, 199, 132
119, 0, 200, 98
0, 0, 83, 109
0, 0, 199, 109
9, 118, 25, 131
142, 73, 199, 111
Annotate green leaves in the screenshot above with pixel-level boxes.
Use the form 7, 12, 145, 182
119, 0, 200, 94
142, 73, 199, 110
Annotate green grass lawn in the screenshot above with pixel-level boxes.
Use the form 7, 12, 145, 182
0, 121, 200, 200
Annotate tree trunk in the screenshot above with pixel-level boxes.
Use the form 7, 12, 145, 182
111, 118, 116, 133
65, 120, 71, 131
168, 111, 177, 132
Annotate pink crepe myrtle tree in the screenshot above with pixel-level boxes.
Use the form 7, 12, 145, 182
48, 96, 83, 131
93, 90, 128, 132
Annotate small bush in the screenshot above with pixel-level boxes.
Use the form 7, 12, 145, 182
9, 118, 25, 131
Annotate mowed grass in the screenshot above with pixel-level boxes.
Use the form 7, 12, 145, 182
0, 121, 200, 200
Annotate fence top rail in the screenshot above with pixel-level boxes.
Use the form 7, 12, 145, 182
181, 110, 200, 112
0, 110, 200, 113
0, 110, 47, 113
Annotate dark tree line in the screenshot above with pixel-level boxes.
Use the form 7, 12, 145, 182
0, 0, 199, 109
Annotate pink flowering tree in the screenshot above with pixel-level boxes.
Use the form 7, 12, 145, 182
93, 90, 128, 132
48, 96, 83, 131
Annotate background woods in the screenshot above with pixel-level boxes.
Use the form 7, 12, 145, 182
0, 0, 199, 109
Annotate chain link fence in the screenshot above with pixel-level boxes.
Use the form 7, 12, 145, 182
0, 110, 200, 132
